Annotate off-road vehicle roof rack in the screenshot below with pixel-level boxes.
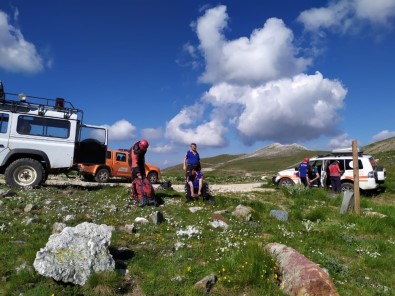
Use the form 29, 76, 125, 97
0, 81, 83, 120
329, 147, 364, 156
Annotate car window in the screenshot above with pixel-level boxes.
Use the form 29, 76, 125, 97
345, 159, 363, 170
0, 113, 9, 133
116, 152, 126, 162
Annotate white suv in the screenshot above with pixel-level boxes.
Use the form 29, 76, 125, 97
0, 82, 108, 188
272, 149, 386, 192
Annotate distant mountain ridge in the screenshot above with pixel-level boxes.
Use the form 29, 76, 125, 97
164, 138, 395, 172
246, 143, 308, 158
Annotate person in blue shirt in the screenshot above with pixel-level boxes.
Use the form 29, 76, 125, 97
298, 157, 310, 187
187, 169, 204, 197
183, 143, 201, 177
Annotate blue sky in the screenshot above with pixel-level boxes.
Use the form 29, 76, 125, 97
1, 0, 395, 168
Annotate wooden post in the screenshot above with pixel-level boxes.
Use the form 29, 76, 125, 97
352, 140, 360, 215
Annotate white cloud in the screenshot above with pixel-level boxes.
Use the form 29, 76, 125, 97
297, 0, 395, 33
196, 5, 311, 85
141, 127, 163, 140
0, 10, 45, 73
207, 72, 347, 144
165, 5, 349, 147
355, 0, 395, 25
329, 133, 353, 148
372, 130, 395, 142
102, 119, 136, 141
150, 144, 174, 153
165, 102, 228, 147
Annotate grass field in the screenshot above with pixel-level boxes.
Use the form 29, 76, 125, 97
0, 150, 394, 295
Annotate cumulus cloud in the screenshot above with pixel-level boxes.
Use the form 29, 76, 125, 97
208, 72, 346, 144
102, 119, 136, 141
165, 102, 228, 146
329, 133, 353, 148
0, 10, 45, 73
372, 130, 395, 142
297, 0, 395, 33
166, 5, 347, 147
150, 144, 174, 153
141, 127, 163, 140
195, 5, 311, 85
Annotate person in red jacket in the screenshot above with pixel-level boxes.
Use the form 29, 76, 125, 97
328, 160, 342, 193
129, 139, 149, 180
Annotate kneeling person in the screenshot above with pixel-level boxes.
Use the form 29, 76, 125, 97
185, 169, 212, 203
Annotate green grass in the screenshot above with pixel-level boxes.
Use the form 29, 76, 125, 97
0, 182, 394, 295
0, 150, 394, 295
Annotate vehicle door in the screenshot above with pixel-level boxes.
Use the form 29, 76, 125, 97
320, 159, 331, 189
113, 151, 131, 177
74, 124, 108, 164
0, 112, 11, 163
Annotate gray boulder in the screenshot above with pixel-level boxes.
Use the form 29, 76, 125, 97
194, 273, 218, 293
232, 204, 253, 221
33, 222, 115, 286
270, 210, 289, 221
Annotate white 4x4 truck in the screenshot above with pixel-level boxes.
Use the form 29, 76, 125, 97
0, 82, 108, 188
272, 148, 386, 192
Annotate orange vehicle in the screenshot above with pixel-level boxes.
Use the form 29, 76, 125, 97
78, 149, 161, 183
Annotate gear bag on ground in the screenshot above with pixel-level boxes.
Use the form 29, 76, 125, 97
131, 178, 161, 206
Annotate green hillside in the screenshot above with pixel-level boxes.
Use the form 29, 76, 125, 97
163, 137, 395, 182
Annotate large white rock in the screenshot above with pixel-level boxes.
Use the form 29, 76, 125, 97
33, 222, 115, 285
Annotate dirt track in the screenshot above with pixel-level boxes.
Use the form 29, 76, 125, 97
0, 176, 274, 193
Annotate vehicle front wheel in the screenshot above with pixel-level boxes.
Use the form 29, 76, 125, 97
4, 158, 45, 188
341, 182, 354, 192
278, 178, 294, 187
147, 172, 158, 184
95, 169, 110, 183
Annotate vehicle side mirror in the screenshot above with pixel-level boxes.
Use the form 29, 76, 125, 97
295, 167, 298, 171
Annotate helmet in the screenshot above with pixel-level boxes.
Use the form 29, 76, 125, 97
138, 139, 149, 150
304, 157, 310, 162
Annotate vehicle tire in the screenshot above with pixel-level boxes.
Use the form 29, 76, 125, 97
278, 178, 294, 187
147, 172, 158, 184
95, 169, 110, 183
4, 158, 45, 188
341, 182, 354, 192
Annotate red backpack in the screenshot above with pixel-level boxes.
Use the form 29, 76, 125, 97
131, 178, 157, 206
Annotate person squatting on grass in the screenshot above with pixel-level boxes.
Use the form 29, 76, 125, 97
187, 169, 203, 197
184, 169, 214, 204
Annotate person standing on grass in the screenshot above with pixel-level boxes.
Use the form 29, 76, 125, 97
298, 157, 310, 187
307, 165, 321, 187
183, 143, 201, 177
129, 139, 149, 180
329, 160, 342, 193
